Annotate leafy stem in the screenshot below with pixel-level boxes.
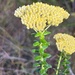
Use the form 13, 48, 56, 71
32, 30, 51, 75
61, 52, 70, 75
55, 51, 71, 75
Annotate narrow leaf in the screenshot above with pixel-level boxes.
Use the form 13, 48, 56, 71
33, 41, 40, 46
40, 68, 47, 75
43, 31, 51, 35
35, 32, 41, 37
34, 56, 42, 61
33, 63, 40, 67
43, 53, 51, 59
32, 49, 36, 53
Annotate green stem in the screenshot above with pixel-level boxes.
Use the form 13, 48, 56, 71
56, 52, 62, 75
33, 31, 51, 75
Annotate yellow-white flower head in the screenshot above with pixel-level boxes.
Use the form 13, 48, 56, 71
14, 2, 70, 32
54, 33, 75, 55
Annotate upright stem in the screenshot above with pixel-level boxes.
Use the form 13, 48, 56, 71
56, 52, 62, 75
33, 31, 51, 75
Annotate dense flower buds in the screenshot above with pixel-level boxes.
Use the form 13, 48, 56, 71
54, 33, 75, 54
14, 2, 70, 32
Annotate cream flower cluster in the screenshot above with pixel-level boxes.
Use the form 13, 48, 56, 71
54, 33, 75, 55
14, 2, 70, 32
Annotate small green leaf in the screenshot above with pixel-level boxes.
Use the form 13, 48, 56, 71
40, 39, 47, 43
42, 60, 47, 64
34, 56, 42, 61
43, 31, 51, 36
33, 63, 40, 67
35, 32, 41, 37
40, 68, 47, 75
43, 53, 51, 59
39, 48, 44, 54
32, 49, 36, 53
45, 64, 52, 69
42, 42, 50, 50
42, 45, 48, 50
33, 41, 40, 46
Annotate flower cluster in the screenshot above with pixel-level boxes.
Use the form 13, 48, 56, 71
54, 33, 75, 54
14, 2, 70, 32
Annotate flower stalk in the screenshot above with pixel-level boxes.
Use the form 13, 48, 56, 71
56, 52, 62, 75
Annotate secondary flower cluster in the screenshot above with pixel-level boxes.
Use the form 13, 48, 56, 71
14, 2, 70, 32
54, 33, 75, 55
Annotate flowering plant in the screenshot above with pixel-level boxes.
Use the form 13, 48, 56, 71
54, 33, 75, 75
14, 2, 75, 75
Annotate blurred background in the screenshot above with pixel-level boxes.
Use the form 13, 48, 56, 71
0, 0, 75, 75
